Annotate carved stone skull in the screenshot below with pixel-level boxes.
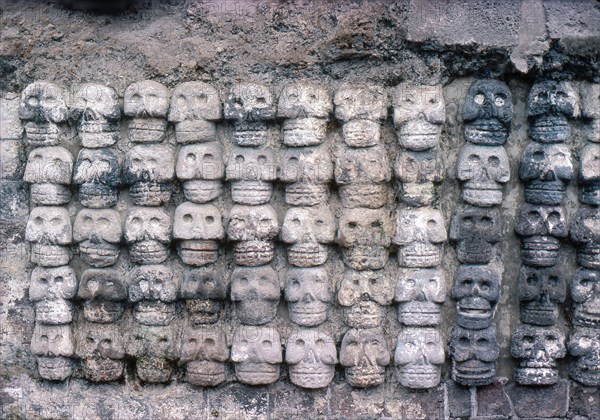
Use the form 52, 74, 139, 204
281, 206, 335, 267
286, 329, 337, 389
230, 266, 280, 325
280, 145, 334, 206
175, 142, 224, 203
223, 82, 275, 147
394, 327, 444, 389
457, 144, 510, 207
394, 149, 443, 207
511, 324, 566, 385
126, 323, 178, 383
168, 81, 221, 143
26, 206, 72, 267
337, 208, 392, 271
123, 144, 175, 206
580, 82, 600, 143
391, 83, 445, 151
180, 325, 228, 387
73, 148, 121, 208
231, 325, 282, 385
124, 80, 169, 143
226, 147, 277, 205
24, 146, 73, 205
277, 82, 332, 147
129, 265, 178, 326
515, 203, 568, 267
395, 268, 445, 327
19, 81, 68, 147
528, 81, 578, 143
518, 265, 566, 326
580, 143, 600, 205
76, 322, 125, 382
71, 83, 121, 148
285, 266, 332, 327
334, 144, 392, 209
173, 202, 224, 266
449, 325, 499, 387
337, 268, 392, 328
227, 204, 279, 266
452, 264, 501, 330
180, 267, 227, 325
30, 323, 75, 381
29, 266, 77, 325
450, 205, 501, 264
519, 142, 573, 205
340, 327, 391, 388
124, 206, 172, 265
462, 79, 513, 145
78, 268, 127, 323
570, 205, 600, 270
73, 208, 122, 267
334, 84, 388, 147
572, 268, 600, 329
393, 208, 447, 268
568, 327, 600, 387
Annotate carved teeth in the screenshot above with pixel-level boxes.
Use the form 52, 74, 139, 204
282, 118, 327, 147
284, 183, 329, 206
130, 181, 171, 206
31, 244, 71, 267
233, 241, 274, 266
231, 181, 273, 205
129, 240, 168, 265
287, 243, 328, 267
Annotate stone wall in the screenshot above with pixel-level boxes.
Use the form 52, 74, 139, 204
0, 0, 599, 419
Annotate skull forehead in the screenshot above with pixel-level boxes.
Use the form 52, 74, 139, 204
342, 327, 386, 345
22, 81, 65, 102
232, 325, 281, 345
170, 81, 221, 115
391, 83, 444, 107
227, 146, 276, 164
287, 329, 336, 353
519, 265, 563, 284
124, 80, 169, 106
76, 147, 120, 167
229, 204, 278, 222
74, 83, 119, 107
74, 208, 122, 232
397, 208, 446, 229
27, 206, 71, 228
522, 142, 572, 164
458, 143, 509, 163
27, 146, 73, 165
227, 82, 274, 108
178, 143, 223, 162
286, 266, 328, 283
340, 208, 391, 226
126, 206, 171, 224
282, 206, 335, 239
573, 267, 600, 286
513, 324, 565, 341
527, 80, 578, 116
181, 267, 227, 298
231, 266, 279, 286
127, 144, 175, 164
80, 268, 125, 293
397, 327, 441, 344
334, 83, 388, 121
277, 82, 332, 118
451, 324, 497, 342
456, 264, 500, 282
399, 267, 445, 284
173, 202, 223, 238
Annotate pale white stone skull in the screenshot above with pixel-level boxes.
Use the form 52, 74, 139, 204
19, 81, 68, 147
26, 206, 72, 267
395, 267, 446, 326
124, 206, 172, 265
580, 82, 600, 143
73, 208, 122, 267
123, 144, 175, 206
29, 266, 77, 325
286, 328, 337, 389
175, 142, 224, 203
173, 202, 224, 266
394, 327, 444, 389
180, 325, 229, 387
168, 81, 221, 143
393, 208, 447, 268
231, 325, 282, 385
285, 266, 332, 327
340, 327, 390, 388
394, 149, 443, 207
128, 264, 178, 326
30, 323, 75, 381
75, 322, 125, 382
281, 206, 335, 267
124, 80, 169, 143
230, 265, 280, 325
24, 146, 73, 205
71, 83, 121, 148
126, 323, 179, 383
72, 148, 121, 208
227, 204, 279, 266
225, 146, 277, 205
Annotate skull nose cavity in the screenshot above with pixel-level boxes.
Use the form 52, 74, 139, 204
544, 170, 556, 181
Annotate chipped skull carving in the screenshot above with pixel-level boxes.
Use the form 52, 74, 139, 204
286, 329, 337, 389
176, 142, 224, 203
180, 326, 228, 387
449, 325, 499, 387
277, 82, 332, 147
340, 327, 390, 388
452, 264, 500, 330
76, 322, 125, 382
73, 148, 121, 208
29, 266, 77, 325
395, 328, 444, 389
24, 146, 73, 205
227, 204, 279, 266
579, 143, 600, 205
19, 81, 68, 147
223, 82, 275, 147
126, 324, 178, 384
124, 206, 172, 265
78, 269, 127, 323
180, 267, 227, 325
168, 81, 221, 144
571, 268, 600, 329
334, 84, 388, 147
570, 205, 600, 270
230, 266, 280, 325
394, 150, 443, 207
337, 268, 392, 328
519, 142, 573, 205
285, 266, 332, 327
393, 208, 447, 268
457, 144, 510, 207
124, 80, 170, 143
123, 144, 175, 206
579, 82, 600, 143
280, 146, 334, 206
71, 83, 121, 148
30, 323, 75, 381
392, 83, 445, 151
73, 208, 122, 267
450, 205, 501, 264
231, 326, 282, 385
515, 203, 568, 267
528, 81, 578, 143
128, 265, 178, 326
462, 79, 513, 145
395, 268, 445, 327
173, 202, 224, 266
511, 324, 566, 385
281, 206, 335, 267
518, 266, 566, 326
226, 147, 277, 205
568, 327, 600, 387
26, 206, 72, 267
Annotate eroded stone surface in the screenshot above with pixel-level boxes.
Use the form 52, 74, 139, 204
169, 81, 221, 144
340, 327, 390, 388
286, 328, 337, 389
19, 81, 68, 147
230, 265, 280, 325
180, 325, 228, 387
285, 266, 332, 327
394, 327, 444, 389
395, 267, 445, 327
527, 80, 578, 143
72, 83, 121, 148
449, 325, 499, 387
124, 80, 169, 144
231, 325, 282, 386
518, 265, 566, 326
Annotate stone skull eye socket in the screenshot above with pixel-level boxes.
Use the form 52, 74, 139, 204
256, 97, 266, 105
262, 340, 272, 349
461, 278, 473, 288
353, 278, 360, 286
458, 337, 470, 346
527, 211, 541, 221
186, 153, 196, 162
462, 216, 474, 227
526, 275, 538, 286
292, 279, 300, 288
406, 279, 416, 287
150, 217, 161, 228
480, 216, 493, 228
494, 94, 506, 107
51, 217, 61, 226
532, 150, 545, 161
579, 278, 591, 287
39, 277, 48, 284
102, 338, 112, 346
369, 339, 380, 346
545, 334, 557, 342
429, 278, 438, 286
316, 339, 325, 348
371, 220, 382, 228
288, 93, 299, 102
309, 94, 317, 101
426, 341, 436, 348
296, 339, 305, 347
257, 155, 267, 165
205, 338, 215, 347
54, 276, 64, 284
578, 336, 592, 348
548, 211, 561, 224
427, 219, 437, 229
347, 222, 357, 229
34, 217, 44, 225
522, 336, 534, 346
239, 277, 248, 286
159, 337, 168, 344
291, 217, 301, 226
183, 214, 193, 223
86, 336, 95, 343
315, 219, 324, 226
83, 215, 93, 223
404, 342, 415, 350
98, 217, 110, 228
27, 96, 40, 106
188, 338, 197, 345
474, 93, 485, 105
488, 156, 500, 166
235, 155, 245, 164
130, 217, 142, 226
547, 276, 559, 287
203, 153, 214, 162
369, 278, 378, 286
479, 281, 491, 292
205, 215, 215, 224
475, 338, 489, 347
535, 92, 549, 102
